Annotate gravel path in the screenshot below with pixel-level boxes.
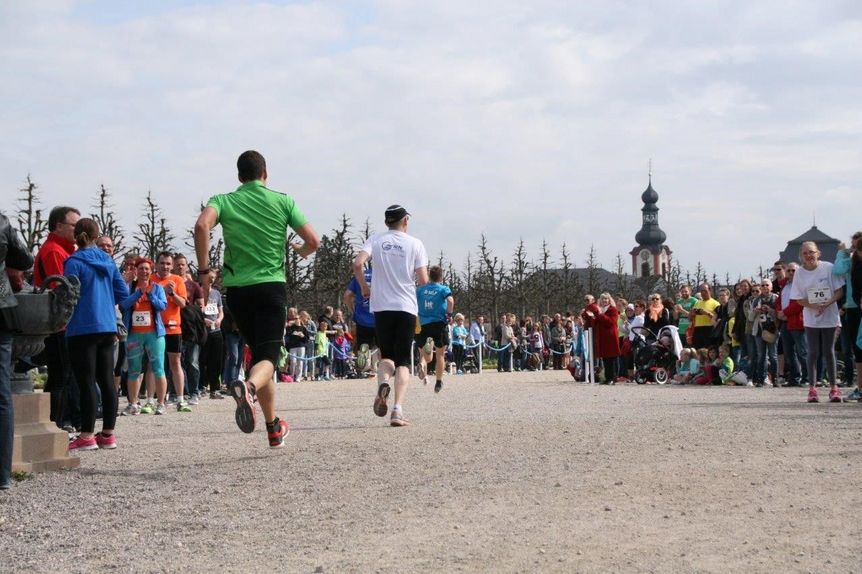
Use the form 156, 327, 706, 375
2, 371, 861, 573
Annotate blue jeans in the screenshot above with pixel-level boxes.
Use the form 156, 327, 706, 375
181, 341, 200, 396
754, 337, 778, 384
222, 332, 242, 384
781, 328, 808, 385
0, 332, 13, 488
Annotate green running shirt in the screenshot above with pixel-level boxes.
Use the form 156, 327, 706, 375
207, 180, 308, 287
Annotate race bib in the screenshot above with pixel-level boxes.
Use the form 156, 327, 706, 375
807, 286, 832, 304
204, 303, 218, 316
132, 311, 152, 327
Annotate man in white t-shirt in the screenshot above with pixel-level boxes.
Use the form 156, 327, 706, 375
352, 205, 429, 426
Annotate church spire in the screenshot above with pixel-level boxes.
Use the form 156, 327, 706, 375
634, 177, 666, 247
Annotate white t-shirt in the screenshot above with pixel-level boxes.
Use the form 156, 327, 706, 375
789, 261, 845, 328
361, 230, 428, 315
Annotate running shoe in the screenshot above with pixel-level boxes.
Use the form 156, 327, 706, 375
390, 409, 410, 427
845, 388, 862, 402
807, 387, 819, 403
356, 344, 369, 371
417, 361, 428, 385
209, 391, 225, 400
434, 379, 443, 393
423, 337, 434, 355
177, 401, 192, 413
155, 403, 167, 415
267, 418, 290, 449
96, 432, 117, 450
68, 435, 98, 451
829, 387, 842, 403
167, 395, 179, 406
229, 380, 257, 434
139, 402, 155, 415
188, 394, 200, 406
120, 403, 138, 416
373, 383, 390, 417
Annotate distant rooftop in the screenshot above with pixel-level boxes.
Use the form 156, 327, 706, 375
778, 225, 841, 264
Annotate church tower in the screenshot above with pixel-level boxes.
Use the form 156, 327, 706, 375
630, 176, 672, 278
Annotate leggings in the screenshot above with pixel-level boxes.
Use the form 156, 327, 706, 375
67, 333, 117, 434
805, 327, 837, 386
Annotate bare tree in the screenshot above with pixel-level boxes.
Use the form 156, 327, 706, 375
506, 238, 530, 318
91, 184, 125, 259
537, 239, 553, 316
585, 244, 601, 296
183, 203, 223, 271
613, 253, 628, 298
134, 191, 174, 260
15, 174, 48, 254
476, 234, 506, 321
310, 213, 355, 311
560, 242, 574, 312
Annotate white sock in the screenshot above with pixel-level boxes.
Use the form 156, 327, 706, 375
392, 404, 401, 412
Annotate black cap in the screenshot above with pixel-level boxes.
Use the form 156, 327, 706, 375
384, 204, 410, 224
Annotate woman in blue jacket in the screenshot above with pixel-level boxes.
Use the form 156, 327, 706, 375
63, 219, 129, 450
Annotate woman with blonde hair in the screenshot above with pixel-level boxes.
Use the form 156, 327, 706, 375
789, 241, 845, 402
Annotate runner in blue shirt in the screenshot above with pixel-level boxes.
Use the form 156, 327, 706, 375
344, 268, 376, 375
415, 266, 454, 393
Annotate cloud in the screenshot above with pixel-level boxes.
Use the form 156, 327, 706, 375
1, 0, 860, 282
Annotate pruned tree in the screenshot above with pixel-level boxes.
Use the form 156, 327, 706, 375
613, 253, 628, 299
183, 203, 223, 272
134, 191, 174, 260
585, 244, 601, 296
476, 234, 507, 321
91, 184, 125, 259
537, 239, 554, 316
310, 213, 354, 311
506, 238, 530, 318
560, 242, 574, 312
16, 174, 48, 254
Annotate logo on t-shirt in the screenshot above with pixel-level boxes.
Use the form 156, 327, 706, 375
381, 241, 403, 253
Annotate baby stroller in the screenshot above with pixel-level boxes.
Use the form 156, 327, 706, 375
460, 345, 481, 374
631, 325, 681, 384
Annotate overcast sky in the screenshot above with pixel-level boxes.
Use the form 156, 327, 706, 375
2, 1, 860, 279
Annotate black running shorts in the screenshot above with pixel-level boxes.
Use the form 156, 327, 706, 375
226, 282, 287, 368
164, 334, 182, 354
415, 321, 449, 349
374, 311, 416, 368
355, 323, 377, 349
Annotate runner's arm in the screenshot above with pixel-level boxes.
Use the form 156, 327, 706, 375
352, 251, 370, 298
343, 289, 356, 315
194, 207, 218, 273
289, 222, 320, 259
415, 266, 429, 286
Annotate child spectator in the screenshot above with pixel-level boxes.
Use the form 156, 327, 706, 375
331, 326, 349, 378
692, 348, 716, 385
315, 320, 331, 380
673, 348, 699, 384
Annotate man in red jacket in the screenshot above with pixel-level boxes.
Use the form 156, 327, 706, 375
776, 262, 807, 387
34, 206, 80, 430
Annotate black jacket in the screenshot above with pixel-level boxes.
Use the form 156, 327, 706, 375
0, 211, 35, 329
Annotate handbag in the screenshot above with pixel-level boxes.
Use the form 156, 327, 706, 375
761, 329, 778, 344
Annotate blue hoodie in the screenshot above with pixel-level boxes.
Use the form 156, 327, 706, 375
63, 246, 130, 337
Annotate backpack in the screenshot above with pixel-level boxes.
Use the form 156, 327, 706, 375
181, 304, 208, 345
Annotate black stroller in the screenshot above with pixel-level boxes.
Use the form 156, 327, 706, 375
631, 325, 680, 384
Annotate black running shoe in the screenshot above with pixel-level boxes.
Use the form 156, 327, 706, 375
230, 380, 257, 434
373, 383, 390, 417
434, 380, 443, 393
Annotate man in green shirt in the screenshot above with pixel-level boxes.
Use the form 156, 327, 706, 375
674, 284, 698, 341
194, 150, 320, 448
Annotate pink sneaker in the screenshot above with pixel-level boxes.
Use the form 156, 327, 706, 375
828, 387, 842, 403
807, 387, 819, 403
68, 435, 98, 451
96, 432, 117, 449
